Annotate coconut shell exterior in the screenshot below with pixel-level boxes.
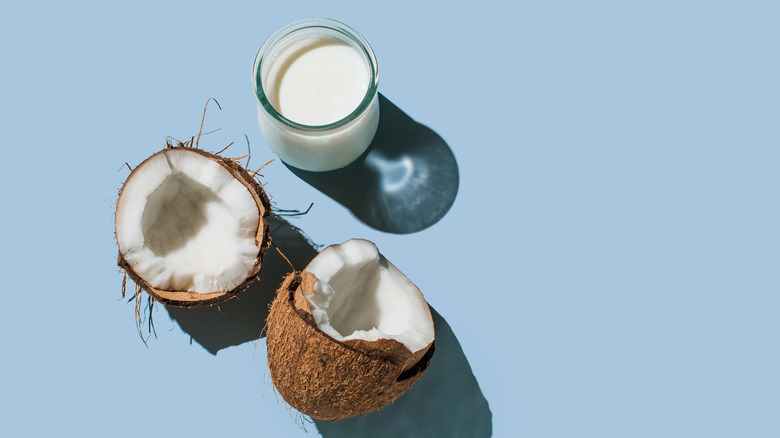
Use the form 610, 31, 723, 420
266, 271, 435, 421
116, 146, 272, 307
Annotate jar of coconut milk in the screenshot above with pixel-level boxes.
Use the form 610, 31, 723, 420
252, 18, 380, 172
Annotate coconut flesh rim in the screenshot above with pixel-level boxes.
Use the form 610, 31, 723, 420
116, 149, 262, 294
304, 239, 434, 354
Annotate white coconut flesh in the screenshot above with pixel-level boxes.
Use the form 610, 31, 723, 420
116, 149, 261, 293
304, 239, 435, 354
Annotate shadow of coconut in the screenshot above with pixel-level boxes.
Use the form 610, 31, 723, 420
314, 307, 492, 438
286, 94, 459, 234
165, 215, 319, 354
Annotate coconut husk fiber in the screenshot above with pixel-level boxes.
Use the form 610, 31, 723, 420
266, 271, 435, 421
117, 146, 271, 307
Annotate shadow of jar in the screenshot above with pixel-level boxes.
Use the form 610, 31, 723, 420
286, 94, 459, 234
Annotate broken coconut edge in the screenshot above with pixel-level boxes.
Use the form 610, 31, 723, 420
266, 251, 435, 421
116, 146, 272, 308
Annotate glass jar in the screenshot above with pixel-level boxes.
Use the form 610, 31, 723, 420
252, 18, 380, 172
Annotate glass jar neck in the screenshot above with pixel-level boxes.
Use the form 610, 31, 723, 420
252, 18, 379, 133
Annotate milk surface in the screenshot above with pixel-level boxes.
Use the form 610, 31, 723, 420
267, 37, 369, 126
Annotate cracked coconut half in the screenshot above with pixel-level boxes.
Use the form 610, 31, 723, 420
266, 239, 435, 420
115, 145, 271, 307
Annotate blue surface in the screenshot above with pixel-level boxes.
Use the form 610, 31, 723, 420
1, 1, 779, 437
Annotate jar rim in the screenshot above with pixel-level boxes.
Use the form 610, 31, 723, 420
252, 18, 380, 132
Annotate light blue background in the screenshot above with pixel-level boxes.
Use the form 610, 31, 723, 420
1, 1, 778, 437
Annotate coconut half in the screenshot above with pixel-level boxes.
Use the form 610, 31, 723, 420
115, 146, 271, 307
266, 239, 435, 420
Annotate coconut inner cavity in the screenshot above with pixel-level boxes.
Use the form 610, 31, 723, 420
304, 240, 434, 353
141, 172, 220, 257
116, 149, 261, 293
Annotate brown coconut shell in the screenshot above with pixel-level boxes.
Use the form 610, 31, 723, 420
116, 146, 271, 307
266, 271, 435, 421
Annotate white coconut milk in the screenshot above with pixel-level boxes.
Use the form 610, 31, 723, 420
254, 19, 380, 172
268, 37, 369, 126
